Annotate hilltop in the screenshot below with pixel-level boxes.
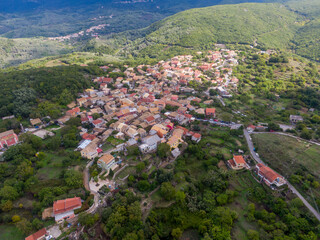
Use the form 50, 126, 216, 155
91, 0, 320, 61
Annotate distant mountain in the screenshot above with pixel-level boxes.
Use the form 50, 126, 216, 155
90, 0, 320, 61
0, 0, 276, 38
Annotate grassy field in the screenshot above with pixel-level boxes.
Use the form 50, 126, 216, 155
0, 225, 24, 240
101, 142, 113, 152
229, 171, 266, 240
116, 166, 136, 180
36, 153, 66, 180
252, 133, 320, 177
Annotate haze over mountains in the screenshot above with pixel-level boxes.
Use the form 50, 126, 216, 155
0, 0, 319, 68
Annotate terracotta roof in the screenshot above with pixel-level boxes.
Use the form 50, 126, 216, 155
228, 159, 236, 168
233, 155, 246, 165
53, 197, 81, 215
206, 108, 216, 114
25, 228, 47, 240
92, 119, 102, 125
0, 130, 15, 139
146, 116, 155, 123
257, 163, 282, 183
193, 133, 201, 139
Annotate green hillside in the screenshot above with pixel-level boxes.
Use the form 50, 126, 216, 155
91, 0, 320, 61
0, 37, 74, 68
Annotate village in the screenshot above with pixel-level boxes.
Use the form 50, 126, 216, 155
0, 49, 293, 239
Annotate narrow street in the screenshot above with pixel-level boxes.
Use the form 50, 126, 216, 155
244, 129, 320, 222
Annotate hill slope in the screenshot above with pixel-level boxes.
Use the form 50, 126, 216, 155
0, 37, 74, 68
92, 0, 320, 61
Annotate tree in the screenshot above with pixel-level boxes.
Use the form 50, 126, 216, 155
109, 169, 114, 177
216, 194, 228, 206
12, 215, 21, 223
64, 170, 83, 188
247, 229, 259, 240
32, 218, 44, 230
79, 213, 99, 227
13, 88, 37, 117
175, 191, 186, 203
137, 180, 150, 192
0, 200, 13, 212
160, 182, 176, 201
0, 186, 19, 200
16, 218, 33, 235
171, 228, 183, 239
16, 161, 34, 180
136, 162, 146, 173
46, 136, 61, 150
300, 128, 312, 140
267, 122, 281, 132
247, 203, 255, 221
157, 143, 171, 159
59, 89, 74, 106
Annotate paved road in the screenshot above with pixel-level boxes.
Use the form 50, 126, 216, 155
217, 96, 226, 107
83, 160, 99, 214
244, 129, 320, 222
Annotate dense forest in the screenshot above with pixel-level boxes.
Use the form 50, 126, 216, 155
0, 65, 103, 118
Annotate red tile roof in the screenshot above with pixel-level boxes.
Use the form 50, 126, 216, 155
146, 116, 155, 123
25, 228, 47, 240
206, 108, 216, 115
53, 197, 81, 215
82, 133, 96, 141
233, 155, 246, 165
92, 119, 102, 125
193, 133, 201, 139
257, 163, 282, 183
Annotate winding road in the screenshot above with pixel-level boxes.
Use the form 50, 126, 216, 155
83, 159, 100, 214
244, 129, 320, 222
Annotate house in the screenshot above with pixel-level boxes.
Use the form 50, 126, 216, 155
228, 155, 248, 170
247, 125, 256, 133
256, 163, 286, 187
30, 118, 42, 126
205, 108, 216, 118
167, 136, 180, 149
66, 107, 81, 117
290, 115, 303, 124
25, 228, 47, 240
77, 97, 88, 107
53, 197, 82, 222
82, 133, 96, 141
57, 115, 70, 125
92, 119, 104, 128
97, 154, 116, 171
126, 127, 139, 139
191, 133, 202, 143
139, 134, 161, 154
145, 116, 156, 125
151, 124, 168, 138
0, 130, 19, 148
80, 140, 99, 160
